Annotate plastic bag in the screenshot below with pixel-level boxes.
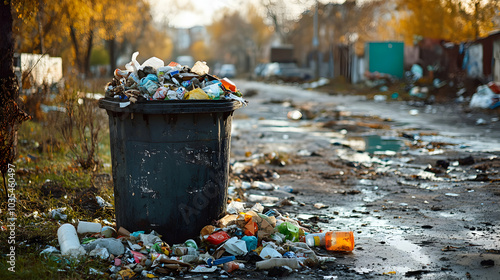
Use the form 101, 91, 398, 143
125, 52, 141, 74
226, 201, 246, 214
166, 89, 181, 100
153, 87, 168, 100
244, 220, 258, 236
89, 245, 109, 259
259, 245, 282, 259
140, 56, 164, 71
139, 233, 162, 246
221, 77, 237, 92
202, 82, 224, 100
223, 237, 248, 256
470, 85, 498, 108
184, 88, 210, 100
241, 235, 258, 251
206, 231, 230, 245
191, 61, 210, 76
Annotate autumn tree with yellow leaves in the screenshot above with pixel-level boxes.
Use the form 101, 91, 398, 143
12, 0, 170, 77
384, 0, 500, 45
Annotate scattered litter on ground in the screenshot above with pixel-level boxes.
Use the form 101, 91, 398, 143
50, 202, 354, 279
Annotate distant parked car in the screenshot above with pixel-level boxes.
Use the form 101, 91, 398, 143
176, 56, 194, 67
219, 64, 237, 78
262, 62, 312, 82
253, 63, 267, 79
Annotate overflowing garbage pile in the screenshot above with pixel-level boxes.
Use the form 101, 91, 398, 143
470, 82, 500, 109
104, 52, 246, 105
48, 201, 353, 279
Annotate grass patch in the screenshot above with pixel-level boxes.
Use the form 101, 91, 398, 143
1, 86, 114, 278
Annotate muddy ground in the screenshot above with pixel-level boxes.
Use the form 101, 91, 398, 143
224, 80, 500, 279
3, 79, 498, 280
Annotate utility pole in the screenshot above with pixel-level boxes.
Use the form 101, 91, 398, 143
38, 0, 45, 54
313, 0, 319, 79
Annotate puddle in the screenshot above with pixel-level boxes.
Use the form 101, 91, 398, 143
344, 135, 403, 154
363, 135, 404, 154
384, 235, 431, 264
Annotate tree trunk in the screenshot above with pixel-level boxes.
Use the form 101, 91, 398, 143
38, 0, 45, 54
107, 38, 116, 77
70, 25, 83, 72
0, 0, 31, 199
84, 29, 94, 77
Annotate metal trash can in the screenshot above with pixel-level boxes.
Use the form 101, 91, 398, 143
99, 99, 242, 243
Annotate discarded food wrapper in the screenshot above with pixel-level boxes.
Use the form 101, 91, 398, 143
206, 230, 230, 245
191, 61, 210, 76
259, 245, 282, 259
140, 233, 162, 246
49, 207, 68, 221
226, 200, 246, 214
89, 245, 110, 259
218, 214, 239, 228
191, 265, 218, 273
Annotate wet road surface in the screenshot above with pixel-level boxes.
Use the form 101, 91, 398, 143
227, 80, 500, 279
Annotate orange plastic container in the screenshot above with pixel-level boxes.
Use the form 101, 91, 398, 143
305, 231, 354, 252
325, 231, 354, 252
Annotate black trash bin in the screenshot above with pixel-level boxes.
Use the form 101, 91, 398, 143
99, 99, 242, 243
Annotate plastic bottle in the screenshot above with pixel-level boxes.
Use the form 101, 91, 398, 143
184, 239, 198, 249
206, 255, 236, 267
57, 224, 86, 257
77, 221, 102, 234
223, 261, 245, 273
277, 221, 300, 242
305, 231, 354, 252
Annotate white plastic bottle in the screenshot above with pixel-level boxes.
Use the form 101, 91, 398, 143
77, 221, 102, 234
57, 224, 86, 257
305, 232, 326, 247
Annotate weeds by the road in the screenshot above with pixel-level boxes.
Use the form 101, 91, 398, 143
0, 80, 114, 278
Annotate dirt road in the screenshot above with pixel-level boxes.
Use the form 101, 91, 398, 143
229, 80, 500, 279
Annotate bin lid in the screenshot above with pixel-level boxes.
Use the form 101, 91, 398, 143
98, 99, 243, 114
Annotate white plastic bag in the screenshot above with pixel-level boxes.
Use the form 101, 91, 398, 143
470, 85, 497, 108
259, 245, 282, 259
140, 56, 165, 71
223, 237, 248, 256
125, 52, 140, 74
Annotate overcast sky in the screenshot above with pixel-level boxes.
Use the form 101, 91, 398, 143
148, 0, 333, 29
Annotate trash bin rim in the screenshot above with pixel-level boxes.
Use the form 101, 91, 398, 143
98, 98, 243, 114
